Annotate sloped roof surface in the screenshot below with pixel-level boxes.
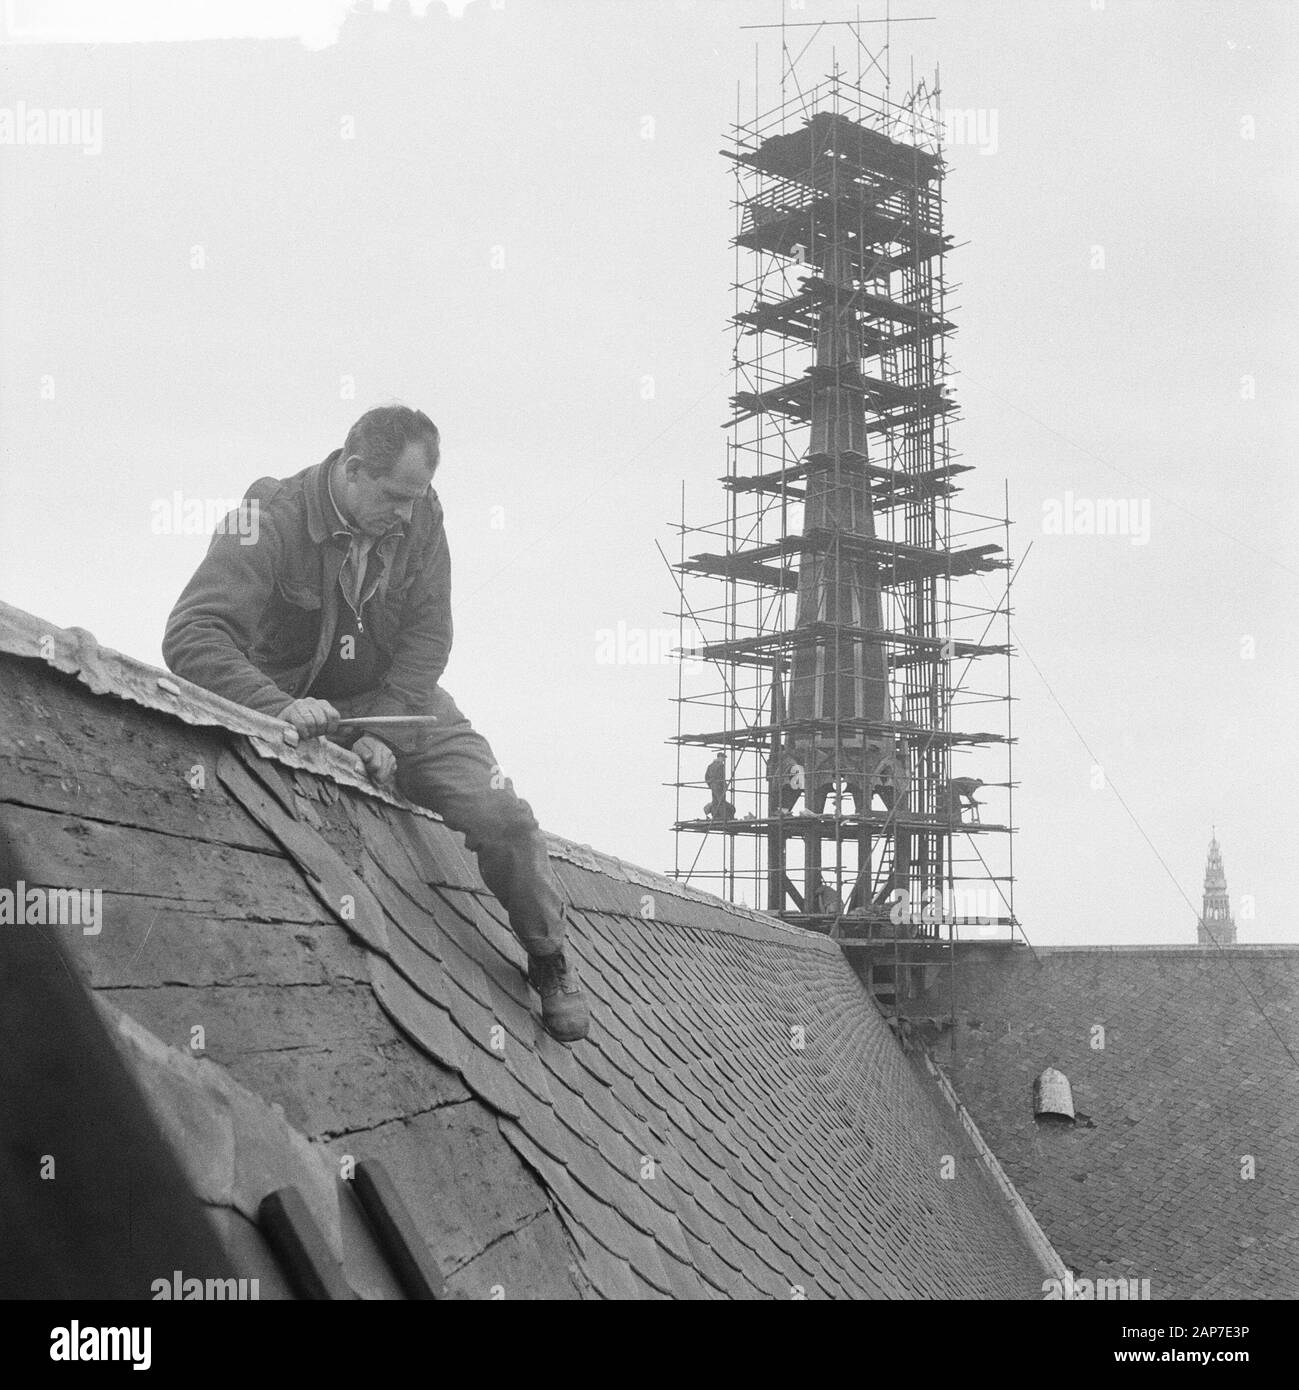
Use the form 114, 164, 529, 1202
921, 945, 1299, 1298
0, 604, 1049, 1298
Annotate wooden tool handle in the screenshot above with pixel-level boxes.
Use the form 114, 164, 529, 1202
332, 715, 440, 729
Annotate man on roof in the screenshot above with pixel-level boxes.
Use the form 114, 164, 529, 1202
162, 404, 589, 1042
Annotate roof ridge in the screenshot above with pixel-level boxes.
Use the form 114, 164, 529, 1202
0, 598, 405, 801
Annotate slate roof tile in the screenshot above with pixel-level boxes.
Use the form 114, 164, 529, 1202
444, 1015, 524, 1122
366, 799, 477, 890
669, 1152, 738, 1231
370, 954, 465, 1077
676, 1224, 744, 1299
420, 892, 519, 1000
498, 1075, 572, 1168
384, 914, 451, 1002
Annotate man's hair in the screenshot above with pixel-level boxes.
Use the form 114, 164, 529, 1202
343, 404, 440, 477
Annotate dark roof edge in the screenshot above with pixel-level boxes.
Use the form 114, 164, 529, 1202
1030, 944, 1299, 956
0, 601, 824, 948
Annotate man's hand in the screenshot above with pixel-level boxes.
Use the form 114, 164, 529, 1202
353, 734, 397, 786
279, 697, 341, 739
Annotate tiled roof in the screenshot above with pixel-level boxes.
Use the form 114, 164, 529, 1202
0, 603, 1051, 1298
919, 944, 1299, 1298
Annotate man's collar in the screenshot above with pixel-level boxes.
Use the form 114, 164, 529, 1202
306, 451, 344, 545
324, 455, 357, 538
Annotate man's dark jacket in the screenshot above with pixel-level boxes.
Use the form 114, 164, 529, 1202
162, 451, 451, 719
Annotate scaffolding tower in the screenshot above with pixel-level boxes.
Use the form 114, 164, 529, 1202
670, 61, 1020, 1012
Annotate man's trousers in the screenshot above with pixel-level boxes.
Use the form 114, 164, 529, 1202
329, 684, 567, 959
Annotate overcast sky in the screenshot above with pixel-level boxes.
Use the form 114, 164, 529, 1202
1, 0, 1294, 946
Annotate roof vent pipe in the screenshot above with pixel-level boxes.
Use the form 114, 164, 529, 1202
1033, 1067, 1076, 1124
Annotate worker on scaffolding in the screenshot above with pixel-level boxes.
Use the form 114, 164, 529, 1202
945, 776, 984, 823
771, 738, 806, 816
704, 751, 735, 821
161, 404, 589, 1043
813, 882, 842, 919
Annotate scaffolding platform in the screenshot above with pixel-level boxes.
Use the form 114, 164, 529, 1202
674, 813, 1011, 836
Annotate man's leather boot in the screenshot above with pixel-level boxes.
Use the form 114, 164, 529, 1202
527, 949, 590, 1042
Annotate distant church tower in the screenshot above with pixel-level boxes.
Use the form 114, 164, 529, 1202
1197, 832, 1236, 945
